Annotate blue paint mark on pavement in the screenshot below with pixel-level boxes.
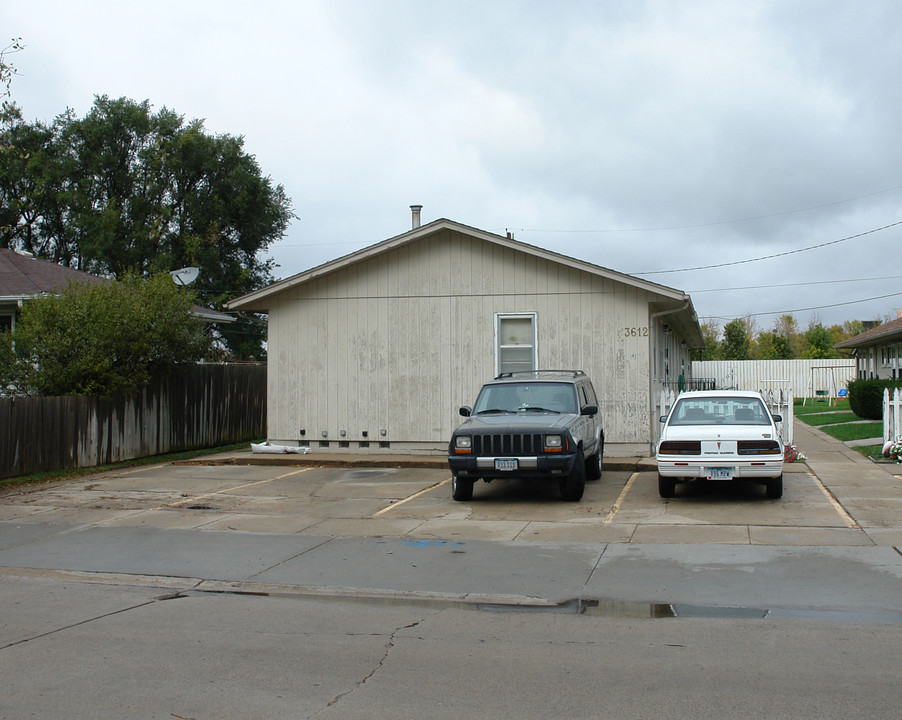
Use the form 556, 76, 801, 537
397, 539, 466, 549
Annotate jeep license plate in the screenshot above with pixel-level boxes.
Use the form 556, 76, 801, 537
706, 467, 732, 480
495, 458, 518, 471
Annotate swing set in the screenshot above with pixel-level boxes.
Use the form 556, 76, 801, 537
803, 365, 848, 406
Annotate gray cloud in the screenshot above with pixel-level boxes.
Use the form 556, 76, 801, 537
5, 0, 902, 329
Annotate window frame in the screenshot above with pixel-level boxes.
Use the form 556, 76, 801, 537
494, 312, 538, 376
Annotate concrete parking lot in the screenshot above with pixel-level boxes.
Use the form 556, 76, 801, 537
0, 462, 884, 545
2, 419, 900, 548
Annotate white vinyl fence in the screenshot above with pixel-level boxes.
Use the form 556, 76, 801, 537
692, 359, 855, 398
655, 388, 794, 447
884, 388, 902, 443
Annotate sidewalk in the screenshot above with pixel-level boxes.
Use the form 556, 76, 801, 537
791, 420, 902, 547
793, 419, 902, 477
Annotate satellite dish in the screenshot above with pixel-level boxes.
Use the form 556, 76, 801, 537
170, 267, 200, 286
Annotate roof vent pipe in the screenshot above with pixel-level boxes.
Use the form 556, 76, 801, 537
410, 204, 422, 229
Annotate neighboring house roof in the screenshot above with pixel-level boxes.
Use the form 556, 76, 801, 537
835, 313, 902, 350
225, 218, 704, 346
0, 248, 233, 323
0, 248, 106, 301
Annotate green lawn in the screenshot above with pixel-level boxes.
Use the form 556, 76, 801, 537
794, 399, 850, 416
851, 443, 886, 460
792, 398, 887, 455
800, 412, 863, 427
817, 422, 884, 442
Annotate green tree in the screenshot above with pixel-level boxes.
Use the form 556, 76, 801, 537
1, 37, 23, 112
0, 95, 294, 358
755, 330, 793, 360
692, 320, 721, 360
772, 313, 802, 358
0, 274, 210, 396
803, 322, 835, 359
721, 318, 751, 360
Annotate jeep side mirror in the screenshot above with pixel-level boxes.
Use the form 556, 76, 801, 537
459, 406, 472, 417
772, 414, 782, 423
659, 415, 667, 423
580, 404, 598, 416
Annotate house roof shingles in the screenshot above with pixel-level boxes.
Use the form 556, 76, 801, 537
0, 248, 105, 299
0, 248, 233, 323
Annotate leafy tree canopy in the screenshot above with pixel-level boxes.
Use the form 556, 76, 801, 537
803, 322, 833, 359
0, 95, 294, 358
1, 37, 23, 112
693, 313, 879, 361
0, 273, 210, 397
720, 318, 751, 360
756, 330, 793, 360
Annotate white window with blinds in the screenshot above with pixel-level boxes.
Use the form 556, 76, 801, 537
495, 313, 537, 375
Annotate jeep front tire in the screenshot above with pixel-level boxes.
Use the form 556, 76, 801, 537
559, 455, 586, 501
451, 476, 474, 501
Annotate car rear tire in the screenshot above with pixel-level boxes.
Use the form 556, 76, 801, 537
658, 473, 676, 498
560, 456, 586, 501
765, 474, 783, 499
451, 476, 474, 501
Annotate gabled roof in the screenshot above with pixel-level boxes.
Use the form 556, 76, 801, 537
835, 313, 902, 349
226, 218, 702, 343
0, 248, 106, 301
0, 248, 233, 323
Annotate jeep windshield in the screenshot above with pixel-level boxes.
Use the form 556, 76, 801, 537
473, 382, 577, 415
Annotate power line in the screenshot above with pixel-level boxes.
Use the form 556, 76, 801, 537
632, 219, 902, 275
699, 290, 902, 321
689, 274, 902, 294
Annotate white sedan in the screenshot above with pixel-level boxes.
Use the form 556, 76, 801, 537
656, 390, 784, 499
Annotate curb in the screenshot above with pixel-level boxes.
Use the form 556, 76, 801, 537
174, 454, 652, 473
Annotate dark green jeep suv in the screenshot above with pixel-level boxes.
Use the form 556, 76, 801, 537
448, 370, 604, 502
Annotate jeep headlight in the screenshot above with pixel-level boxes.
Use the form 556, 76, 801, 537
545, 434, 563, 452
454, 436, 472, 454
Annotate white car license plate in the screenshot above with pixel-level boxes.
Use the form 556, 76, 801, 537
706, 467, 733, 480
495, 458, 518, 471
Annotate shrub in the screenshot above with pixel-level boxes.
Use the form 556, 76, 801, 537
0, 274, 209, 397
847, 378, 902, 420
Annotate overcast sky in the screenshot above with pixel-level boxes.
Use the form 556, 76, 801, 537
5, 0, 902, 332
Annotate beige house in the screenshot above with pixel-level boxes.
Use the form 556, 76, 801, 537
835, 310, 902, 380
227, 213, 703, 455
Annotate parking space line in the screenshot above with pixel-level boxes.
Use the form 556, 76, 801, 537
808, 471, 859, 529
603, 472, 639, 524
370, 477, 452, 517
159, 467, 312, 510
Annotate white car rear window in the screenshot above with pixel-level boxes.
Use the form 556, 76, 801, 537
669, 397, 770, 426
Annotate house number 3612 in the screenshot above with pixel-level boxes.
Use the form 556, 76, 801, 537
622, 327, 649, 338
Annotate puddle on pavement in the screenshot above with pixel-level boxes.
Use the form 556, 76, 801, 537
196, 587, 902, 623
474, 598, 902, 621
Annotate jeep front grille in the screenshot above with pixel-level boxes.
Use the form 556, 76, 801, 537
473, 433, 544, 456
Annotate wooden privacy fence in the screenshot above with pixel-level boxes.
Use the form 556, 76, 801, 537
0, 364, 266, 480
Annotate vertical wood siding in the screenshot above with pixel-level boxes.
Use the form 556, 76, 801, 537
266, 230, 656, 449
1, 364, 266, 480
